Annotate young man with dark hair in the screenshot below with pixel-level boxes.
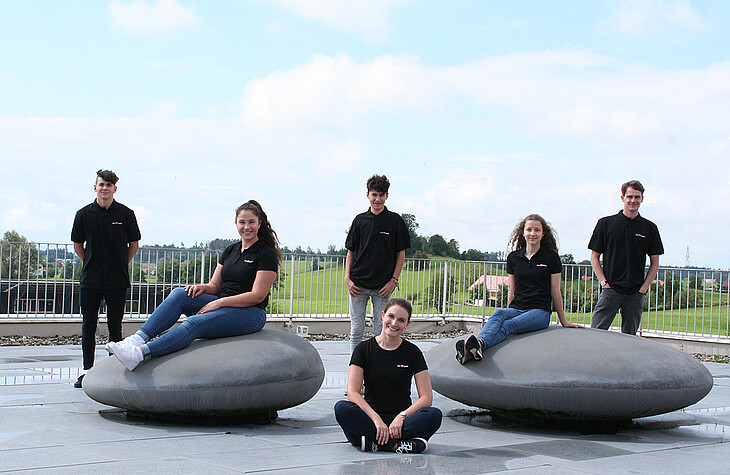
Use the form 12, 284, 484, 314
588, 180, 663, 335
71, 169, 141, 387
345, 175, 410, 353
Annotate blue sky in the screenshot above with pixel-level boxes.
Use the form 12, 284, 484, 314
1, 0, 729, 267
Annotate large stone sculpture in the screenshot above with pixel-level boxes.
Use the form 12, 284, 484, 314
83, 330, 325, 418
427, 327, 712, 420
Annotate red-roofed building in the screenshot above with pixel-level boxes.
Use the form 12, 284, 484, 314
468, 275, 510, 293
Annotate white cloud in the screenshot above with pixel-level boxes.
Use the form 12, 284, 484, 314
147, 100, 181, 120
423, 174, 493, 209
239, 50, 730, 152
610, 0, 707, 35
540, 62, 730, 146
445, 155, 507, 164
109, 0, 200, 33
442, 49, 612, 106
4, 46, 730, 267
240, 53, 435, 131
319, 140, 367, 174
271, 0, 408, 41
711, 138, 729, 154
0, 190, 61, 236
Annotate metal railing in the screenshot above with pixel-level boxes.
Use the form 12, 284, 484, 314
1, 241, 729, 339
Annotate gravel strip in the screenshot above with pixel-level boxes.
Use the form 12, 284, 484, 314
691, 353, 730, 364
1, 333, 727, 365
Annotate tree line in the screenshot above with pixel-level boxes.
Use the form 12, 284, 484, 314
141, 213, 507, 261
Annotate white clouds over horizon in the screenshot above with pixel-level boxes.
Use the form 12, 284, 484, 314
238, 50, 730, 150
2, 1, 729, 267
3, 48, 729, 262
240, 53, 435, 131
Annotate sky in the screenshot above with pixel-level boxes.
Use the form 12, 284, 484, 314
1, 0, 729, 268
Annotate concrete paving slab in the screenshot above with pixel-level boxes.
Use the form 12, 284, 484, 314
0, 339, 728, 474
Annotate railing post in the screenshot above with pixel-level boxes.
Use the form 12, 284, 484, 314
287, 254, 295, 327
200, 250, 206, 283
441, 262, 448, 324
482, 261, 488, 324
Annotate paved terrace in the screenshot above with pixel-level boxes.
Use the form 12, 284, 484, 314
1, 339, 729, 474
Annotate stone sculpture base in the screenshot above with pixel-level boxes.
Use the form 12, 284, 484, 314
83, 329, 325, 417
427, 327, 712, 421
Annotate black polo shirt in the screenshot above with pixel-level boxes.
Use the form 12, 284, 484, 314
507, 247, 562, 312
588, 211, 664, 295
350, 337, 428, 415
71, 200, 141, 289
218, 240, 278, 309
345, 207, 410, 290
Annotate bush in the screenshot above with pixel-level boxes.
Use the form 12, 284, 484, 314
422, 270, 457, 311
469, 283, 488, 303
495, 283, 509, 308
407, 251, 431, 270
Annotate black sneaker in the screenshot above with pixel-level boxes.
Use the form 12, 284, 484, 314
466, 335, 483, 361
361, 436, 378, 452
74, 374, 84, 388
394, 438, 428, 454
455, 339, 470, 364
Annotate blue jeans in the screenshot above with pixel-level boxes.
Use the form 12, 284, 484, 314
334, 400, 442, 448
349, 289, 389, 353
477, 307, 551, 349
138, 288, 266, 358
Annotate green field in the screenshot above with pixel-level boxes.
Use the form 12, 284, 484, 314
264, 257, 730, 337
22, 255, 730, 338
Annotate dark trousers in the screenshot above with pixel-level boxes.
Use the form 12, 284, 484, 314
80, 287, 127, 370
591, 287, 645, 335
334, 400, 442, 449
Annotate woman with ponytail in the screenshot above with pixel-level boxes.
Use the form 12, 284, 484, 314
107, 200, 281, 371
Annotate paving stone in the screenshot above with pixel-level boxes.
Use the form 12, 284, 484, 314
0, 339, 727, 473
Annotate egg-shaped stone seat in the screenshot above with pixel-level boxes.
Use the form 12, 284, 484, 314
427, 327, 712, 420
83, 329, 325, 417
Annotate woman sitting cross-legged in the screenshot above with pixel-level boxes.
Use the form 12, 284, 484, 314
334, 298, 442, 454
107, 200, 280, 371
456, 213, 583, 364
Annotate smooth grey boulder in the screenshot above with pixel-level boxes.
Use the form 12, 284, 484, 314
83, 330, 325, 416
427, 327, 713, 420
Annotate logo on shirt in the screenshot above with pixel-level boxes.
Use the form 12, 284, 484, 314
380, 231, 390, 235
244, 259, 254, 263
536, 263, 548, 267
111, 222, 123, 225
635, 233, 646, 238
396, 364, 409, 368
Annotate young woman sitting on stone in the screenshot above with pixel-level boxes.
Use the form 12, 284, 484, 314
456, 214, 582, 364
107, 200, 280, 371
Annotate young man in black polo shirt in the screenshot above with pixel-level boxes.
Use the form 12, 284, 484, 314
71, 169, 141, 387
345, 175, 410, 353
589, 180, 663, 335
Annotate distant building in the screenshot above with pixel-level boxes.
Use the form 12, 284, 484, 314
468, 275, 510, 293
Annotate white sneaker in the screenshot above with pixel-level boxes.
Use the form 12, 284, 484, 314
107, 342, 144, 371
124, 333, 146, 346
105, 334, 145, 355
